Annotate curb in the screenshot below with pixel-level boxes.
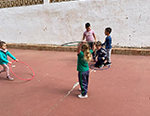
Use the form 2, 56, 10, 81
7, 43, 150, 56
112, 48, 150, 56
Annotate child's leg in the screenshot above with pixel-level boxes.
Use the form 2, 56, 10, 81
88, 42, 95, 60
95, 57, 104, 67
94, 61, 99, 67
106, 49, 112, 63
78, 71, 89, 96
0, 64, 9, 75
88, 42, 93, 50
92, 52, 95, 60
91, 42, 95, 60
1, 64, 13, 80
98, 57, 105, 64
0, 65, 6, 74
1, 64, 10, 77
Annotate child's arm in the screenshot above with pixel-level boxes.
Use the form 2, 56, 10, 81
93, 33, 97, 42
82, 33, 86, 41
7, 51, 18, 62
102, 39, 106, 46
92, 42, 96, 51
102, 49, 107, 60
77, 42, 84, 54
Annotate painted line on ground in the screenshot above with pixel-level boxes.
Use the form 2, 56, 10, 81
45, 69, 95, 116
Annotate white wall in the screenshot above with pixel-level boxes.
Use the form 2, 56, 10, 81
0, 0, 150, 47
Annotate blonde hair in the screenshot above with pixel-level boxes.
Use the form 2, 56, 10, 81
81, 43, 92, 63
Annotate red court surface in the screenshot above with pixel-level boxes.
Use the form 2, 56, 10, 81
0, 49, 150, 116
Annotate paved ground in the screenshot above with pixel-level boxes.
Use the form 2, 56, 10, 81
0, 49, 150, 116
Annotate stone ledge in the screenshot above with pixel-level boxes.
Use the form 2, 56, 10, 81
7, 43, 77, 52
112, 48, 150, 56
7, 43, 150, 56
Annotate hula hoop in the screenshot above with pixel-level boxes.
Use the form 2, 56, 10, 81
90, 64, 110, 70
9, 60, 35, 81
61, 41, 95, 46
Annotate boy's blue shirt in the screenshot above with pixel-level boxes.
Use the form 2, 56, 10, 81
0, 49, 16, 65
102, 36, 112, 49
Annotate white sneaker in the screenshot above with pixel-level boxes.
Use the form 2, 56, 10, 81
98, 64, 104, 68
78, 94, 88, 98
7, 76, 14, 81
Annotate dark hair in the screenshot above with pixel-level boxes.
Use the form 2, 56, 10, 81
85, 23, 91, 28
0, 41, 6, 47
96, 41, 102, 46
105, 27, 112, 34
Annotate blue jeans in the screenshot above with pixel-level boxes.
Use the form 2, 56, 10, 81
78, 70, 89, 96
94, 57, 106, 67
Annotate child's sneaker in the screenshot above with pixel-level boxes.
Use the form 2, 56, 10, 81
104, 62, 111, 66
7, 76, 14, 81
98, 64, 104, 68
78, 94, 88, 98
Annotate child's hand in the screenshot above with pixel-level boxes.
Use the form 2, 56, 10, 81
102, 57, 105, 60
82, 40, 86, 42
81, 41, 86, 44
15, 59, 19, 62
8, 61, 12, 64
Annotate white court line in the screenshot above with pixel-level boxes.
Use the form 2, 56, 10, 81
45, 69, 95, 116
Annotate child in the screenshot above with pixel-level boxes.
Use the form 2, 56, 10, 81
94, 41, 107, 68
102, 27, 112, 66
82, 22, 97, 60
0, 41, 18, 81
77, 42, 93, 98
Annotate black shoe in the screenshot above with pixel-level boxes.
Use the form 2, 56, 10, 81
104, 62, 111, 66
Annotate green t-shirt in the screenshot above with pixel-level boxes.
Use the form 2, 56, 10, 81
77, 50, 93, 72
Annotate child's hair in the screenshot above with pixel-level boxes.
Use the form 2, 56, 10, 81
85, 23, 91, 28
105, 27, 112, 34
96, 41, 102, 46
0, 41, 6, 47
81, 43, 91, 63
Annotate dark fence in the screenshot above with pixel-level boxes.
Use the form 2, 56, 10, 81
0, 0, 76, 9
0, 0, 44, 8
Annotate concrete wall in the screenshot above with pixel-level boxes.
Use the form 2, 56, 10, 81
0, 0, 150, 47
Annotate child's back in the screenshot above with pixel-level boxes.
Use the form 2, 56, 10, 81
77, 42, 93, 99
